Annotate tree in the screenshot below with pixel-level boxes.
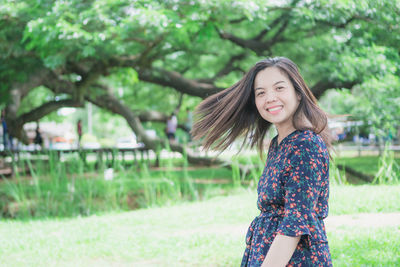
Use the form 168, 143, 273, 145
1, 0, 399, 164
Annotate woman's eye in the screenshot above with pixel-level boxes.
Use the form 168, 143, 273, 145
276, 87, 284, 91
256, 91, 264, 96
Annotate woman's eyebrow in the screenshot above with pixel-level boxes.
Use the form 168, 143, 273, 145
273, 81, 285, 86
254, 81, 286, 91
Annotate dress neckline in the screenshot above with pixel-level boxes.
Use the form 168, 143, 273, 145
273, 129, 301, 148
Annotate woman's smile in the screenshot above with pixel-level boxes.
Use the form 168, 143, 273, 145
267, 105, 283, 114
254, 67, 300, 137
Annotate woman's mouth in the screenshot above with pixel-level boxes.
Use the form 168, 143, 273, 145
267, 106, 283, 115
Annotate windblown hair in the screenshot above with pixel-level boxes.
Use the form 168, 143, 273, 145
191, 57, 332, 154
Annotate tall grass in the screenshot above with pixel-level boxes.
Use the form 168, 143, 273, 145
373, 142, 400, 184
2, 144, 397, 219
0, 147, 233, 219
230, 158, 242, 188
181, 145, 199, 201
330, 154, 348, 185
231, 154, 265, 188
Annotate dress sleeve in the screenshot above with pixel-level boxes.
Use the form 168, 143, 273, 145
275, 138, 327, 248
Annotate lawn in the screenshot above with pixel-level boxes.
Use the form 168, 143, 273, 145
1, 185, 399, 267
334, 155, 400, 176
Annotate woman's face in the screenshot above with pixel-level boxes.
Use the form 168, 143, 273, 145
254, 67, 300, 132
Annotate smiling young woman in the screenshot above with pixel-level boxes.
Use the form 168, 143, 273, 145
253, 67, 301, 145
192, 57, 333, 267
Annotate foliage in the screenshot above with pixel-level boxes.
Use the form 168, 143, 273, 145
320, 46, 400, 138
1, 0, 400, 147
351, 73, 400, 139
319, 88, 355, 115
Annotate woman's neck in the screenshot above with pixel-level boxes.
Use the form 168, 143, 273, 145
276, 125, 297, 145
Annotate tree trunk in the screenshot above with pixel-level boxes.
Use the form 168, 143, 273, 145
85, 91, 235, 168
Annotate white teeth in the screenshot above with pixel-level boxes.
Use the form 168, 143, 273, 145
268, 107, 282, 112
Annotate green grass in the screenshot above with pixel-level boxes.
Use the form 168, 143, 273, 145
334, 155, 400, 176
0, 185, 399, 266
0, 189, 256, 267
329, 185, 400, 214
329, 226, 400, 266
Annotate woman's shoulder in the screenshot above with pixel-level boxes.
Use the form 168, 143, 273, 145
290, 129, 327, 150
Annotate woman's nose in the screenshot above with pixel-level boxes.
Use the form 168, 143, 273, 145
265, 90, 277, 103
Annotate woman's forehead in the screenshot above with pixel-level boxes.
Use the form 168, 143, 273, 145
254, 67, 290, 87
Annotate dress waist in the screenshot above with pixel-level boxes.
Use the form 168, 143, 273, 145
258, 204, 285, 217
259, 205, 325, 220
245, 206, 284, 246
246, 205, 325, 246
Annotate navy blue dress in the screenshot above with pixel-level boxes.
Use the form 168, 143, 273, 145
241, 130, 332, 267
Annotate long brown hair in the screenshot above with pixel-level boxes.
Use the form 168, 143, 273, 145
191, 57, 332, 153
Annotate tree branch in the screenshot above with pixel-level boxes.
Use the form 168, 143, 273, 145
15, 99, 83, 126
7, 99, 83, 143
42, 71, 76, 95
197, 52, 247, 83
265, 18, 290, 47
253, 13, 286, 42
217, 30, 269, 55
137, 67, 223, 98
86, 85, 227, 166
216, 0, 298, 55
138, 110, 187, 131
314, 15, 372, 28
217, 18, 291, 55
311, 79, 359, 99
10, 68, 52, 100
75, 61, 111, 103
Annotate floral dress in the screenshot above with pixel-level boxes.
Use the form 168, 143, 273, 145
241, 130, 332, 267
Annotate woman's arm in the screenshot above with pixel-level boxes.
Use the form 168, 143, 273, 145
261, 234, 301, 267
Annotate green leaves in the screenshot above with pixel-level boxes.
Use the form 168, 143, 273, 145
354, 74, 400, 136
1, 0, 399, 141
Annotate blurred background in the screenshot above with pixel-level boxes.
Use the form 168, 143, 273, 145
0, 0, 399, 266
